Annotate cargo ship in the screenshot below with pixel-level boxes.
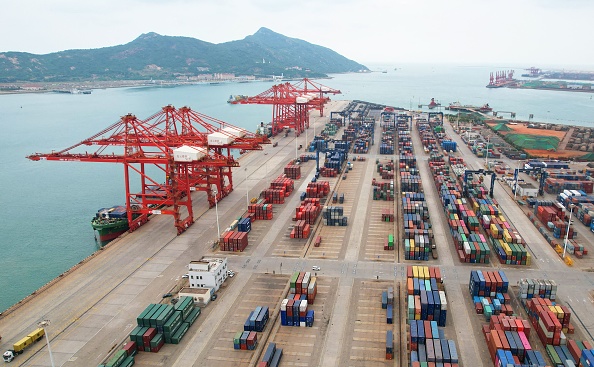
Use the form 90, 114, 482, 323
227, 95, 248, 103
446, 102, 492, 112
91, 206, 129, 242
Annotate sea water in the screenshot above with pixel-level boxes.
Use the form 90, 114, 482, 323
0, 63, 592, 312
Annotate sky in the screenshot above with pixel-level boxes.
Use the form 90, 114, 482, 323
2, 0, 593, 68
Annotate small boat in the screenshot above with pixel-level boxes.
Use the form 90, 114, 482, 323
478, 103, 493, 112
428, 98, 439, 109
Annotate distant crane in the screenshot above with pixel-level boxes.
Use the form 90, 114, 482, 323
487, 70, 515, 88
231, 79, 341, 136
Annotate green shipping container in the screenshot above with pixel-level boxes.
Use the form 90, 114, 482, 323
129, 326, 143, 343
163, 310, 182, 334
121, 356, 135, 367
105, 349, 127, 367
170, 322, 189, 344
233, 331, 243, 344
178, 300, 194, 320
150, 304, 168, 328
185, 307, 201, 326
143, 304, 162, 327
137, 304, 158, 327
150, 334, 163, 348
164, 321, 181, 340
155, 305, 174, 326
174, 297, 193, 318
290, 272, 299, 289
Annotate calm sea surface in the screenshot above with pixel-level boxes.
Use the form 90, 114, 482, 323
1, 63, 592, 312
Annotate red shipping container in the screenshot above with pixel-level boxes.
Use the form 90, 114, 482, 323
142, 328, 157, 346
150, 338, 164, 353
123, 341, 136, 356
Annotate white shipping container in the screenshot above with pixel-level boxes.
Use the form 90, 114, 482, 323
299, 300, 308, 312
208, 132, 234, 146
281, 299, 288, 311
560, 331, 567, 345
464, 242, 471, 255
173, 145, 206, 162
222, 126, 246, 138
439, 291, 447, 310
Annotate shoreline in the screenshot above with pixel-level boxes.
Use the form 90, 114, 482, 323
0, 78, 273, 95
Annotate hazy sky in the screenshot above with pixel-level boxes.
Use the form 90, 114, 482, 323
3, 0, 593, 67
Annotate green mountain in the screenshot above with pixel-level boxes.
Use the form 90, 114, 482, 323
0, 28, 368, 82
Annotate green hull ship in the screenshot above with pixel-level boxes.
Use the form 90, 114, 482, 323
91, 206, 129, 242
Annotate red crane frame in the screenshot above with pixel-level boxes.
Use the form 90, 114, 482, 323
231, 78, 341, 137
28, 106, 269, 234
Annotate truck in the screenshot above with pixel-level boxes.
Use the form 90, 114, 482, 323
3, 328, 45, 362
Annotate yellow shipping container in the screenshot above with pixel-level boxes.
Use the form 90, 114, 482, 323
555, 306, 564, 320
526, 252, 531, 266
413, 266, 419, 279
501, 241, 512, 256
490, 223, 498, 236
13, 336, 33, 353
27, 328, 44, 341
423, 266, 429, 280
503, 230, 513, 243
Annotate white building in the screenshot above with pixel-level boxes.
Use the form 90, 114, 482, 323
517, 182, 538, 198
188, 257, 228, 292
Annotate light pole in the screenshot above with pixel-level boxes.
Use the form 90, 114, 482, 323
212, 187, 220, 240
245, 167, 249, 210
38, 320, 55, 367
563, 204, 575, 259
295, 132, 298, 161
484, 135, 490, 168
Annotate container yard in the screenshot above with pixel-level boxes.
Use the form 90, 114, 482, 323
3, 97, 594, 367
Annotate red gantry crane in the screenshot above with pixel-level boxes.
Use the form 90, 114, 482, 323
290, 78, 341, 118
27, 105, 270, 235
230, 78, 341, 137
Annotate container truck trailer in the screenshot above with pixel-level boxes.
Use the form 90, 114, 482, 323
3, 328, 45, 362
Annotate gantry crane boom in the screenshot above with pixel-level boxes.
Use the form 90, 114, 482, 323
230, 79, 341, 137
28, 105, 268, 235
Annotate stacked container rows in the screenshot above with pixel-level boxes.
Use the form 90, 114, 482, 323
407, 265, 458, 367
280, 272, 317, 327
469, 270, 515, 319
128, 296, 200, 357
437, 172, 491, 263
262, 175, 295, 204
399, 118, 434, 260
406, 266, 447, 327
